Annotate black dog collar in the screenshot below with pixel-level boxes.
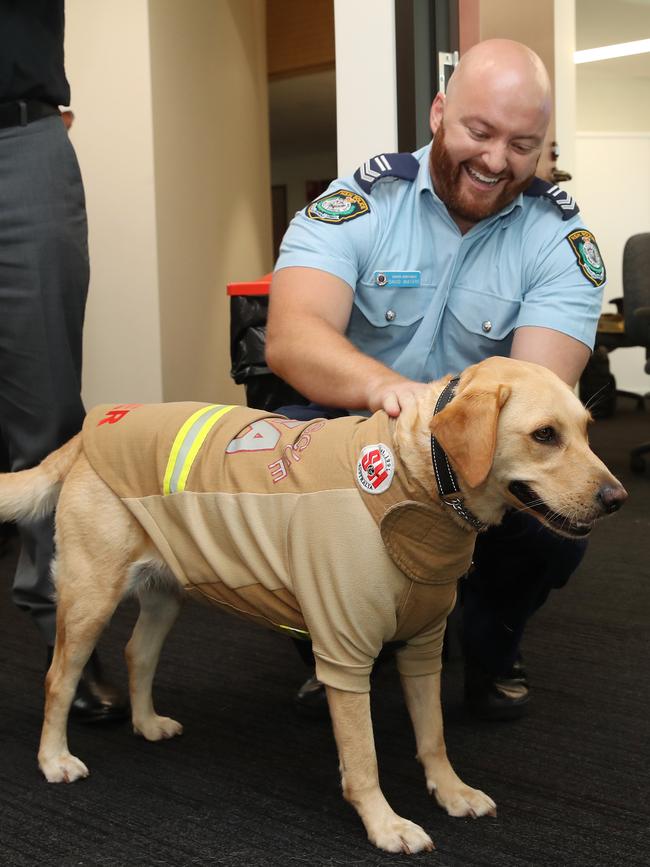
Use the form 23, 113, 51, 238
430, 376, 487, 532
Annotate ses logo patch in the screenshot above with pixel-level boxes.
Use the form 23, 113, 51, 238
356, 443, 394, 495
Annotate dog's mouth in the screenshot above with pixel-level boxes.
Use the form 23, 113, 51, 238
507, 481, 593, 538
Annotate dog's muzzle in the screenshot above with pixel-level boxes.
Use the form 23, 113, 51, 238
507, 480, 612, 538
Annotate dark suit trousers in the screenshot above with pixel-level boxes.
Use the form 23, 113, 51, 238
0, 114, 89, 644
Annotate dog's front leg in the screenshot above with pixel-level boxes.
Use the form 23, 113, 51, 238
326, 685, 434, 854
401, 672, 496, 818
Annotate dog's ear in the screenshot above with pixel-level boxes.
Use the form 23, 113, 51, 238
429, 384, 511, 488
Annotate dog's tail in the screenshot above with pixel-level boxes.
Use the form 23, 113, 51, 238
0, 434, 82, 522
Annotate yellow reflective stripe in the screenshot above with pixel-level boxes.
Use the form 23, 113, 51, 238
163, 405, 215, 495
163, 404, 235, 495
175, 404, 235, 492
276, 624, 310, 639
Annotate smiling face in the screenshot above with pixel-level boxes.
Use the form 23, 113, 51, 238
428, 40, 551, 232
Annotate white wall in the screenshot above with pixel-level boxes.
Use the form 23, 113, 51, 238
66, 0, 164, 405
65, 1, 273, 407
575, 0, 650, 393
333, 0, 398, 175
573, 0, 650, 396
577, 71, 650, 131
148, 0, 271, 404
576, 132, 650, 394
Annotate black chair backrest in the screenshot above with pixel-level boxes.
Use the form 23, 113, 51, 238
622, 232, 650, 345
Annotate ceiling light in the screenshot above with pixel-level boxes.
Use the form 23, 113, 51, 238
574, 38, 650, 64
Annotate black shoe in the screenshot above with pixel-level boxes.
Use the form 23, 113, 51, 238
464, 656, 529, 721
47, 647, 130, 724
294, 673, 329, 720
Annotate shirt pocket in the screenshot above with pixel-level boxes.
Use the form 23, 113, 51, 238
446, 286, 521, 344
354, 283, 435, 328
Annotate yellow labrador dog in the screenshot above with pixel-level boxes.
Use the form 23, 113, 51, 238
0, 357, 626, 854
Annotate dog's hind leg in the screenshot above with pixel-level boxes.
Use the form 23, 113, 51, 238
38, 456, 144, 783
126, 575, 183, 741
38, 554, 130, 783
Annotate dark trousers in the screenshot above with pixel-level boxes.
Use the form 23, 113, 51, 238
463, 509, 587, 674
0, 115, 89, 644
275, 403, 588, 675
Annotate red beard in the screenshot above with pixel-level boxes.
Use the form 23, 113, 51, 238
429, 122, 535, 225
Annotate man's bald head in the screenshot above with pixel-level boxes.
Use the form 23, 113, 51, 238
445, 40, 552, 129
428, 39, 552, 233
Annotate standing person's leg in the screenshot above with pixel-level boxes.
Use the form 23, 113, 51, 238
0, 435, 16, 554
0, 115, 126, 721
0, 115, 87, 643
462, 509, 588, 719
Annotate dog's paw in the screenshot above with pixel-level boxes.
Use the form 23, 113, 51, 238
370, 816, 435, 855
133, 715, 183, 741
39, 752, 89, 784
432, 783, 497, 819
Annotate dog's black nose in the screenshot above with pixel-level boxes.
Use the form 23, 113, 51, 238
597, 484, 628, 514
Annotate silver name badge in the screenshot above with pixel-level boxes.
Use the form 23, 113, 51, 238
373, 271, 421, 288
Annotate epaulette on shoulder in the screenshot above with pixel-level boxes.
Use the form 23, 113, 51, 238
353, 152, 419, 194
523, 177, 580, 221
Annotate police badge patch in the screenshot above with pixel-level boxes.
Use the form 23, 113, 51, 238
566, 230, 606, 287
306, 189, 370, 224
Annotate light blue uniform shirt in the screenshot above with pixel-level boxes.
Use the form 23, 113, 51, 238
275, 144, 605, 383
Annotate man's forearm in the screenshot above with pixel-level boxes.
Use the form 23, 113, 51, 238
266, 315, 406, 411
510, 326, 591, 388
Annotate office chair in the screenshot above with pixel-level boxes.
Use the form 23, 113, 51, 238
597, 233, 650, 473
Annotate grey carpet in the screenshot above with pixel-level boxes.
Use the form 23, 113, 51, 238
0, 401, 648, 866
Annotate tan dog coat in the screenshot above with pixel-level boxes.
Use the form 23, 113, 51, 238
83, 402, 476, 692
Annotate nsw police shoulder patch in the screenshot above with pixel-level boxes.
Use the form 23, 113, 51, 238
566, 229, 606, 287
306, 189, 370, 224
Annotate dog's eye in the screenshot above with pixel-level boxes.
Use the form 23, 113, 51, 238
532, 426, 556, 444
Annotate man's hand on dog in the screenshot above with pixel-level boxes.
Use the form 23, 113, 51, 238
366, 376, 431, 417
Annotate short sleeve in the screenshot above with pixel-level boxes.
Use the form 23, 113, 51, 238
395, 584, 456, 679
516, 212, 606, 349
274, 177, 376, 292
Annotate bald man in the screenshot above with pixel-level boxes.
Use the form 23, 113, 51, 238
266, 40, 606, 720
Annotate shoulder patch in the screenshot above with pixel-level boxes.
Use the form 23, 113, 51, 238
524, 177, 580, 221
306, 188, 370, 224
353, 152, 419, 194
566, 230, 606, 287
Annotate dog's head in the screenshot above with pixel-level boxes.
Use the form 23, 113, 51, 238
428, 356, 627, 537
